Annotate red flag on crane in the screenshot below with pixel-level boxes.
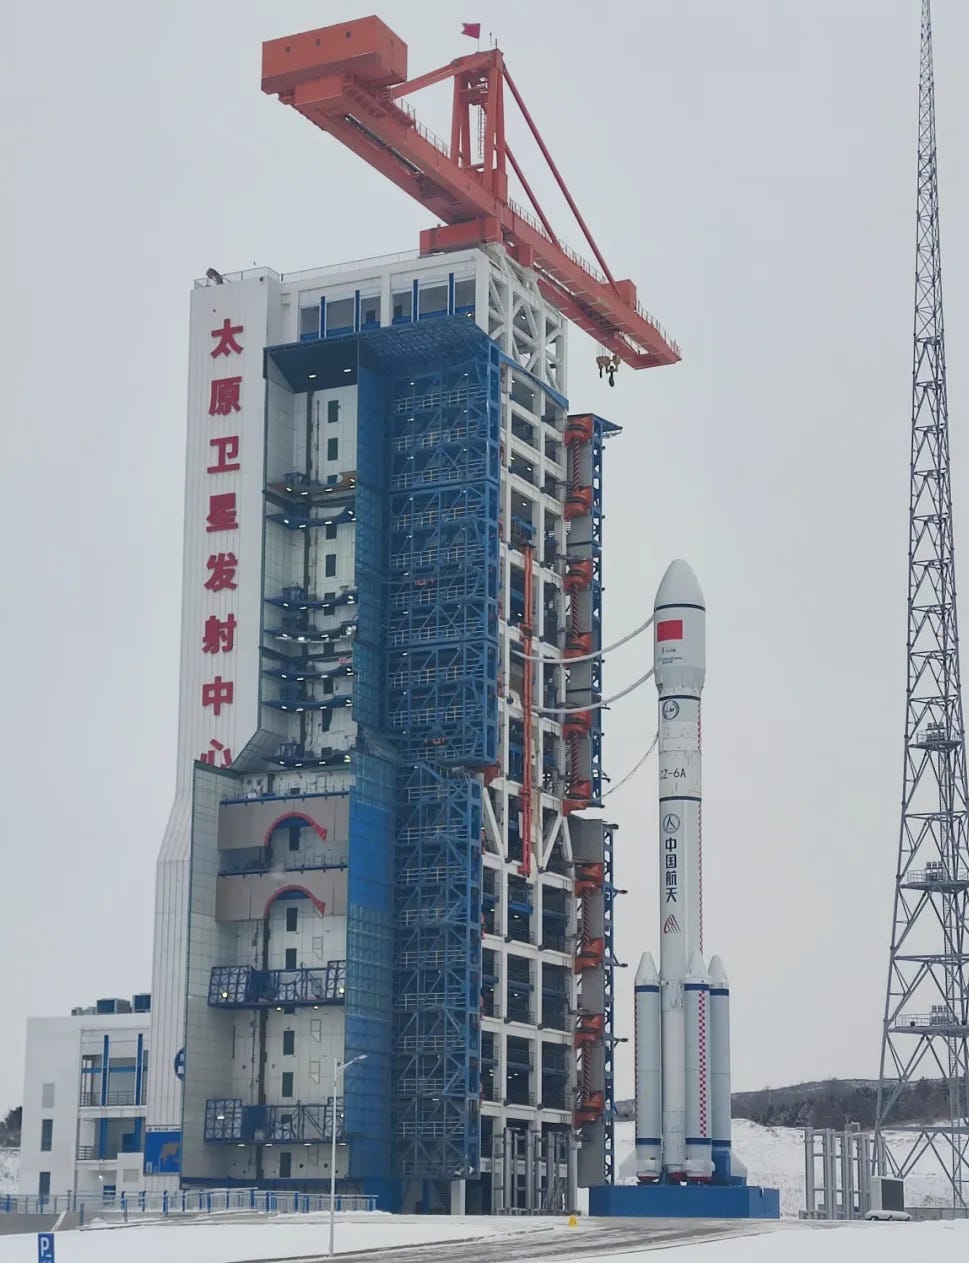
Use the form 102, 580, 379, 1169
462, 22, 481, 39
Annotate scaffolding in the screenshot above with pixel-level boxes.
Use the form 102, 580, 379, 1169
383, 326, 501, 1182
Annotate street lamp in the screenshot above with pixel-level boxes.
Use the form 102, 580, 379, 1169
329, 1053, 367, 1257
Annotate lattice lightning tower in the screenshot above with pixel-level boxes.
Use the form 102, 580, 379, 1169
874, 0, 969, 1209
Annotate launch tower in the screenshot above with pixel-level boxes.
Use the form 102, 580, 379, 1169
874, 0, 969, 1209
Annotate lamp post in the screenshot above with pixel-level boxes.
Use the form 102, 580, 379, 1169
329, 1053, 367, 1257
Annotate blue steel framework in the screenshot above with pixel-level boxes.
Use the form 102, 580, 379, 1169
204, 1100, 344, 1144
385, 331, 500, 1181
208, 962, 346, 1008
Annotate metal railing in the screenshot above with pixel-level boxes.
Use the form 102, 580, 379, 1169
0, 1189, 377, 1220
79, 1089, 145, 1108
194, 250, 420, 289
892, 1009, 969, 1030
218, 841, 349, 875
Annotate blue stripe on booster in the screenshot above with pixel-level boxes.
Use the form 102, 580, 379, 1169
635, 1137, 662, 1146
710, 987, 729, 996
634, 984, 660, 994
684, 983, 710, 992
685, 1137, 714, 1146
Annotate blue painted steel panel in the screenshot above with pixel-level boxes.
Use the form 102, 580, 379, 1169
144, 1130, 182, 1174
135, 1033, 144, 1107
588, 1183, 780, 1219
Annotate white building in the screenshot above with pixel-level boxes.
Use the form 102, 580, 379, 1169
19, 996, 151, 1199
143, 244, 616, 1212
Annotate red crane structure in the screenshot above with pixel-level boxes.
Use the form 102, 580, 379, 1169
261, 16, 680, 370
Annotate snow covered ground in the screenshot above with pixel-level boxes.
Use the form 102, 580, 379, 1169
614, 1118, 953, 1216
581, 1220, 969, 1263
0, 1213, 964, 1263
0, 1152, 17, 1195
0, 1213, 559, 1261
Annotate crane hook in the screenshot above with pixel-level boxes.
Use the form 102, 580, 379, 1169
596, 352, 619, 387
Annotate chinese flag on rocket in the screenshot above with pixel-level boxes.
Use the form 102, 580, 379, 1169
462, 22, 482, 38
657, 619, 683, 642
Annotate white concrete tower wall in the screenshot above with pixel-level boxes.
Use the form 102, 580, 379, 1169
146, 277, 284, 1181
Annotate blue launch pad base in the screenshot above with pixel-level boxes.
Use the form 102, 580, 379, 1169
589, 1183, 780, 1219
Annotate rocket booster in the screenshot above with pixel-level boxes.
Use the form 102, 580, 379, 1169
634, 560, 733, 1185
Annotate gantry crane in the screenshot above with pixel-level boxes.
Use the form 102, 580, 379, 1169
261, 15, 680, 370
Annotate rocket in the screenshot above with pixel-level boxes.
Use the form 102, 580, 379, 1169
635, 560, 733, 1185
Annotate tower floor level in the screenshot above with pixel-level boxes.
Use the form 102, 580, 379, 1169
146, 245, 622, 1213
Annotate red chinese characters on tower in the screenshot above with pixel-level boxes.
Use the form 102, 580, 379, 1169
203, 613, 237, 654
204, 552, 238, 592
209, 376, 242, 416
199, 738, 233, 768
208, 435, 241, 474
206, 492, 238, 533
211, 319, 244, 358
202, 675, 234, 716
200, 319, 246, 767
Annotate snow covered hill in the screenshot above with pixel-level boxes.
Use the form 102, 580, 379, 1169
614, 1119, 953, 1217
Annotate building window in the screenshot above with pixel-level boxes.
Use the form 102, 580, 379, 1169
326, 296, 354, 333
299, 304, 320, 339
327, 399, 339, 424
327, 437, 339, 462
41, 1083, 54, 1109
325, 521, 337, 540
281, 1072, 294, 1098
392, 290, 412, 322
40, 1119, 53, 1152
279, 1152, 292, 1179
324, 554, 337, 578
454, 278, 476, 311
286, 907, 298, 932
284, 1005, 296, 1015
38, 1172, 50, 1200
288, 830, 300, 854
285, 947, 298, 970
419, 283, 448, 318
283, 1030, 295, 1056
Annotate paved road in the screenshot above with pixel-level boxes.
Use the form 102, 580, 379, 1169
244, 1217, 786, 1263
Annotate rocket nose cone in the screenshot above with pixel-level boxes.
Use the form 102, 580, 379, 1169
708, 955, 729, 986
654, 559, 705, 613
686, 948, 710, 982
635, 952, 659, 985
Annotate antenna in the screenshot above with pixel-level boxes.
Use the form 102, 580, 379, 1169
874, 0, 969, 1209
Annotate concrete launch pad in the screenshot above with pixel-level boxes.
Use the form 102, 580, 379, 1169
588, 1183, 781, 1219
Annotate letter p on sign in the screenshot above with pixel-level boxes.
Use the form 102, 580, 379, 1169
38, 1233, 55, 1261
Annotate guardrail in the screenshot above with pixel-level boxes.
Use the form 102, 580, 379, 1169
0, 1189, 377, 1222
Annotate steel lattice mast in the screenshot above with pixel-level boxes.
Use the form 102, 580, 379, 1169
874, 0, 969, 1209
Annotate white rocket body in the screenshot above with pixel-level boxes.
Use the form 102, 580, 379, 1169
634, 560, 732, 1185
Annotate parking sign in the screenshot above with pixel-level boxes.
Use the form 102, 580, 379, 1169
37, 1234, 55, 1261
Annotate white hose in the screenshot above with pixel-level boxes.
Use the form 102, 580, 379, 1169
534, 667, 655, 715
513, 613, 655, 665
603, 732, 659, 798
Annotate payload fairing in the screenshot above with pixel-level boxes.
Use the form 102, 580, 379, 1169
635, 560, 735, 1185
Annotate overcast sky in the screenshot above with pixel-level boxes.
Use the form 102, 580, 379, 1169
4, 0, 969, 1112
